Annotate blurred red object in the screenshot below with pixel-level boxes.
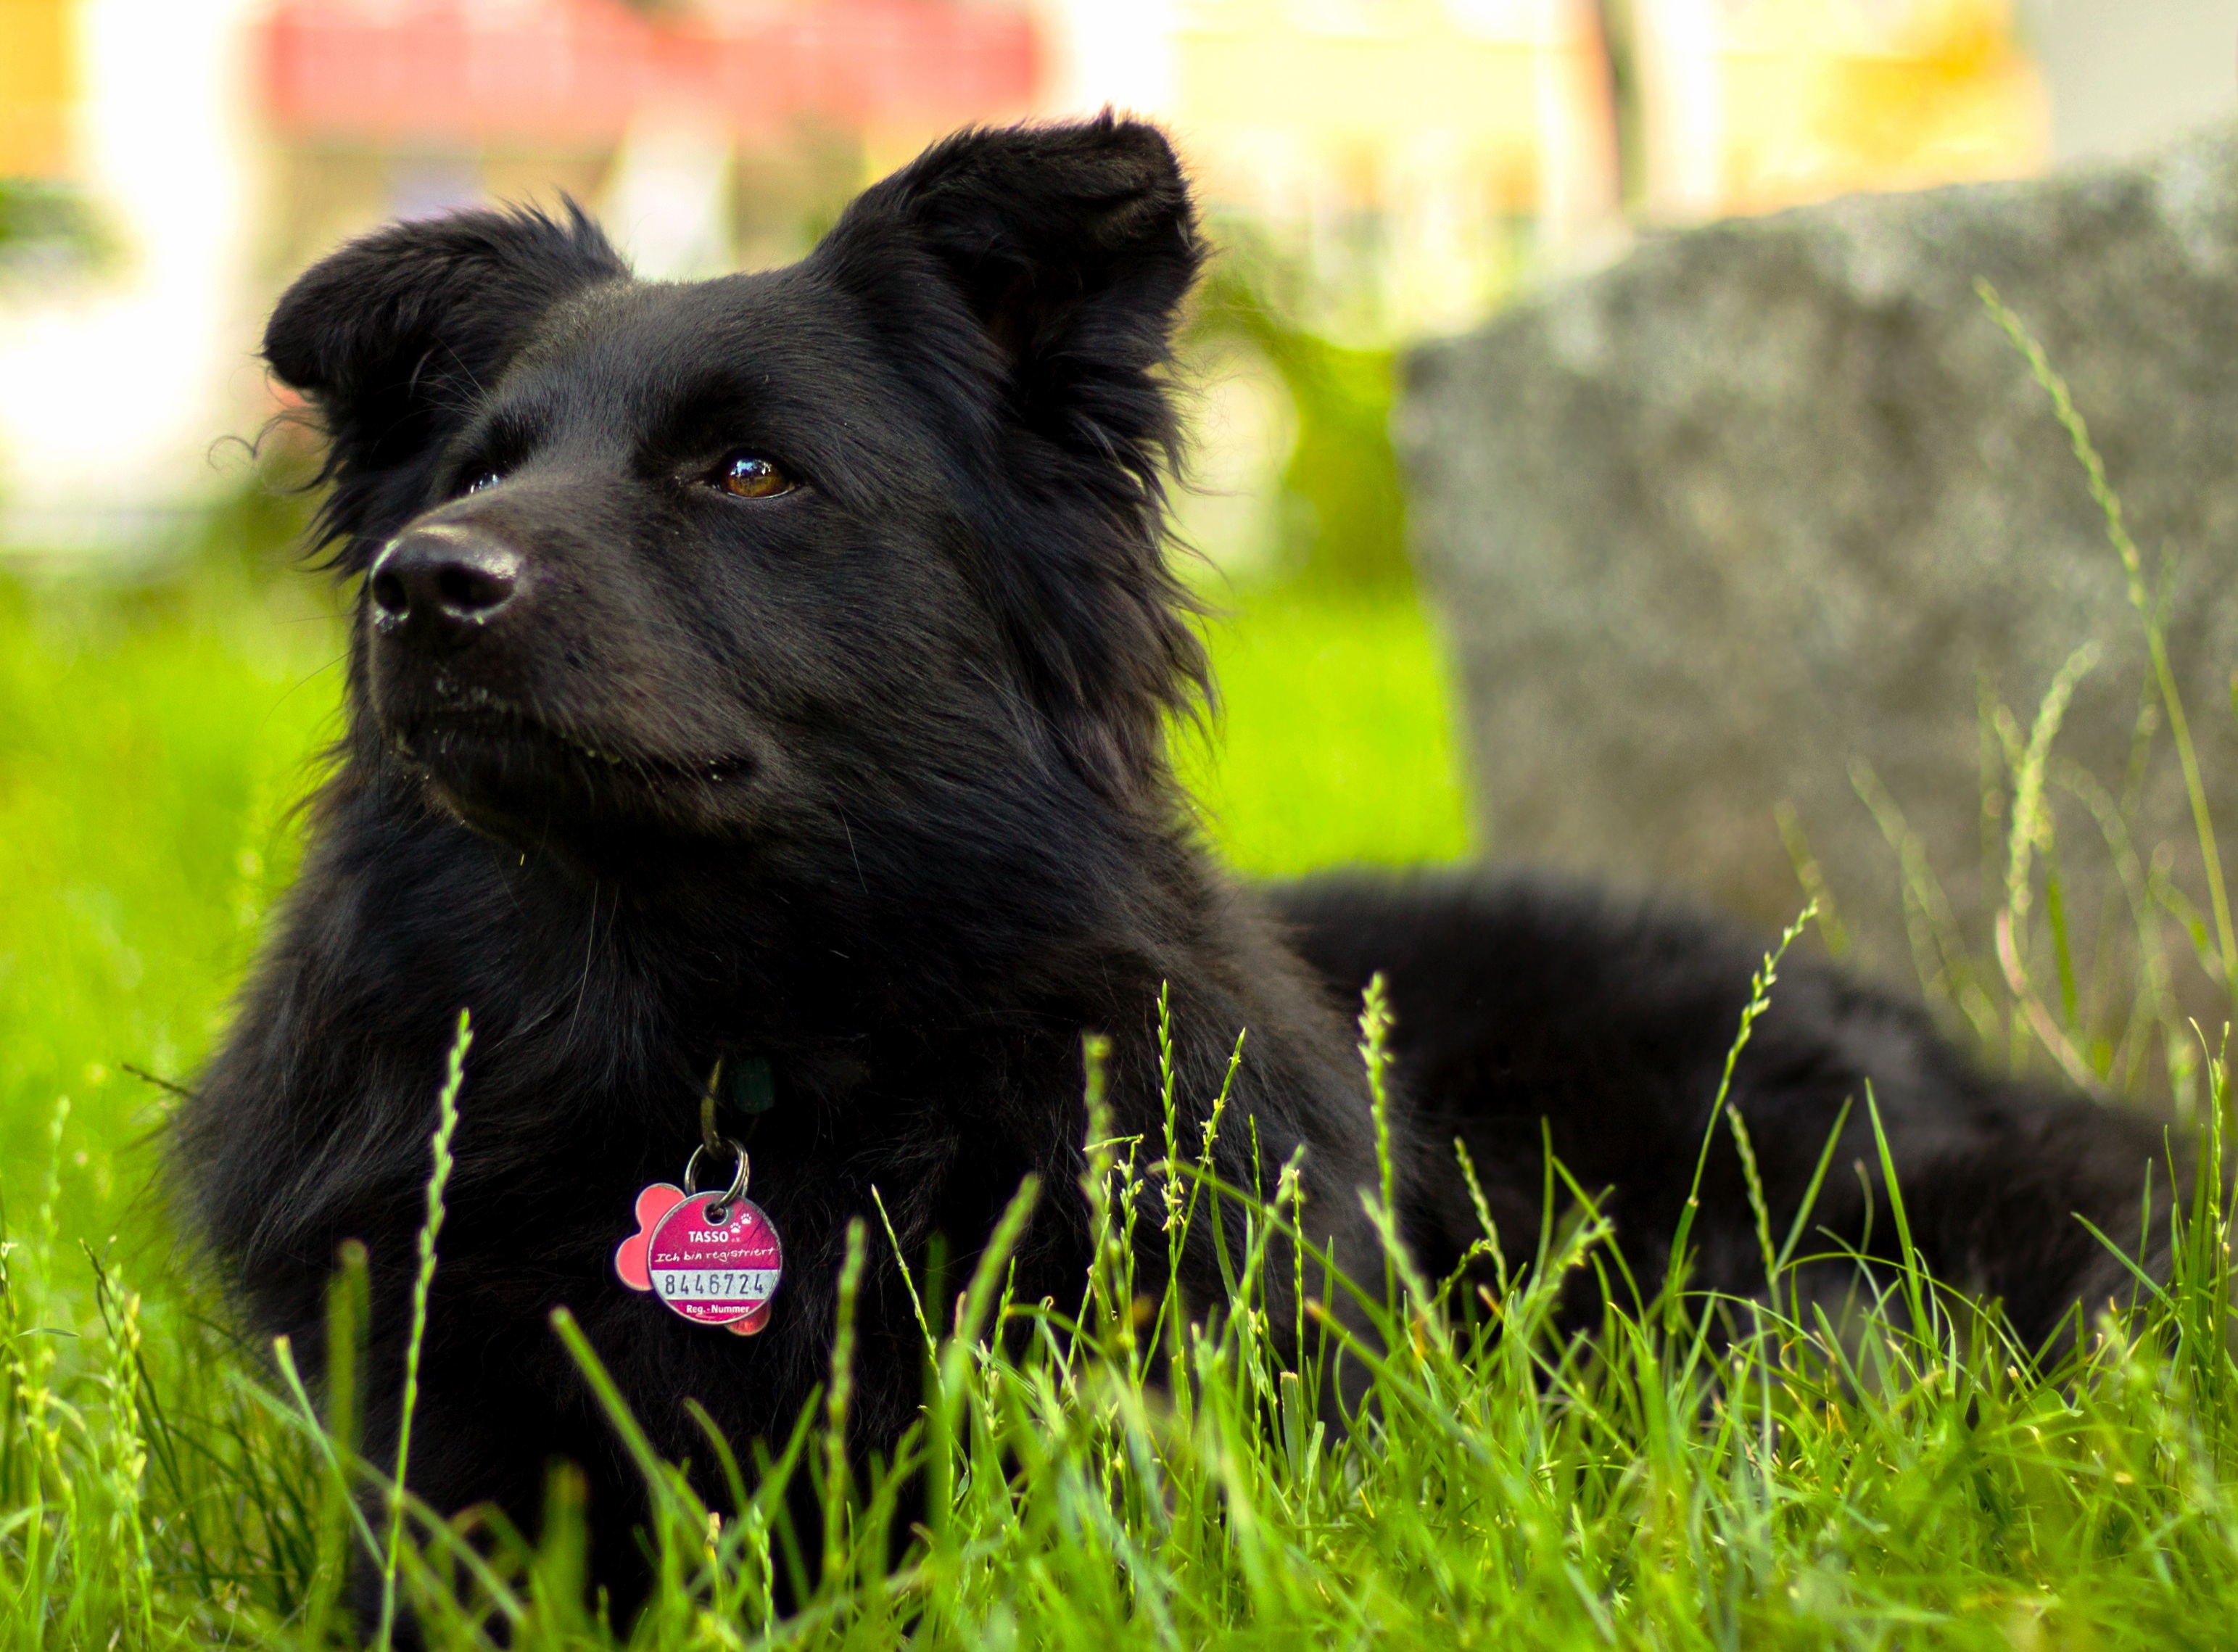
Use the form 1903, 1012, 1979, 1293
261, 0, 1040, 145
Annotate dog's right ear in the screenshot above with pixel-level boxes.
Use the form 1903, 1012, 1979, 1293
807, 117, 1209, 804
265, 204, 627, 564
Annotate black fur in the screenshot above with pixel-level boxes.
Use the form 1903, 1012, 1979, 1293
1271, 875, 2173, 1340
176, 116, 2178, 1613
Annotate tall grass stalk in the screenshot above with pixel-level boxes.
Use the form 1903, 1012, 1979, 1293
1978, 278, 2238, 1015
1668, 901, 1815, 1308
1842, 294, 2232, 1114
1358, 973, 1399, 1307
376, 1010, 472, 1651
1995, 641, 2104, 1090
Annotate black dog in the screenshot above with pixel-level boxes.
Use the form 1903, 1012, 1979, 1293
176, 115, 2173, 1605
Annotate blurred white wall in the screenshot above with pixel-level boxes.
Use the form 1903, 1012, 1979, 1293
2018, 0, 2238, 163
1033, 0, 1178, 117
600, 110, 738, 281
3, 0, 2229, 553
0, 0, 267, 551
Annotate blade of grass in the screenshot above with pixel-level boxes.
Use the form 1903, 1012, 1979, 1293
376, 1009, 472, 1652
1979, 279, 2238, 1014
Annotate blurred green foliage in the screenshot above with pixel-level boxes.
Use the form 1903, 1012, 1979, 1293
1178, 585, 1471, 872
1189, 239, 1412, 591
0, 177, 114, 275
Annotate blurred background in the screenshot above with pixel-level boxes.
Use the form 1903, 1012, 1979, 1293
3, 0, 2238, 1170
1, 0, 2225, 558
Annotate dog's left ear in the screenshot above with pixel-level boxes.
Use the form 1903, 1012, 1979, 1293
813, 116, 1209, 803
814, 113, 1199, 437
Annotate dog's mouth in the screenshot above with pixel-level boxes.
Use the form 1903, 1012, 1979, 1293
399, 715, 754, 783
387, 701, 758, 822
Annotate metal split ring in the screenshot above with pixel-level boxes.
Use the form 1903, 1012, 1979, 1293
683, 1136, 751, 1223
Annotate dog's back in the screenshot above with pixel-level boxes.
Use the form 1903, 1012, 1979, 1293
1277, 871, 2176, 1341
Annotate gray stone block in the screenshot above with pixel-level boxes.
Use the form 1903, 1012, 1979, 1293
1401, 126, 2238, 1003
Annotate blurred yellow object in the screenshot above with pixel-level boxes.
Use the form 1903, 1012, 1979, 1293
1159, 0, 2043, 340
1176, 0, 1596, 162
0, 0, 74, 178
1720, 0, 2045, 212
1170, 0, 1614, 338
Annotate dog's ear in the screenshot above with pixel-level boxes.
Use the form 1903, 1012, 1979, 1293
813, 117, 1210, 804
814, 114, 1199, 455
265, 204, 627, 565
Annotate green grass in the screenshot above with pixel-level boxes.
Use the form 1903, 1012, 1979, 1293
9, 418, 2238, 1645
1178, 583, 1473, 876
0, 553, 344, 1648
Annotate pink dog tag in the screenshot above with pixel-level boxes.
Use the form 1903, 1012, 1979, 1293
614, 1172, 784, 1335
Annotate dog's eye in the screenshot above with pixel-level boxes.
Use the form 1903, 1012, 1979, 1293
464, 471, 503, 495
714, 453, 793, 500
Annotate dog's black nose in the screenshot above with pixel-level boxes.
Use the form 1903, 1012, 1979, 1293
368, 529, 521, 652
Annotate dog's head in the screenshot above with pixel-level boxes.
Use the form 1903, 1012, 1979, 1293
270, 117, 1206, 864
